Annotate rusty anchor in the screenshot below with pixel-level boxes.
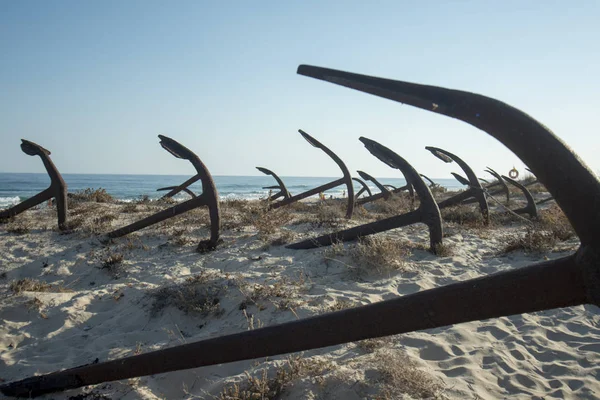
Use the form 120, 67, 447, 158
266, 130, 355, 218
352, 177, 372, 199
156, 186, 197, 199
287, 137, 442, 251
3, 65, 600, 399
464, 169, 537, 218
256, 167, 291, 201
106, 135, 220, 252
0, 140, 67, 230
355, 167, 415, 206
501, 175, 538, 218
356, 170, 392, 200
483, 167, 510, 204
426, 146, 490, 224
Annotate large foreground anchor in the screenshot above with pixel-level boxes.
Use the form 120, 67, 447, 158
256, 167, 291, 201
268, 130, 355, 218
0, 140, 67, 230
107, 135, 220, 252
426, 146, 490, 224
287, 138, 442, 250
2, 66, 600, 399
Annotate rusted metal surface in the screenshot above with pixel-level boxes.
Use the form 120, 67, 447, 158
0, 140, 67, 230
357, 170, 391, 199
352, 177, 372, 198
268, 130, 354, 218
256, 167, 291, 201
426, 146, 489, 224
288, 137, 442, 250
501, 175, 538, 218
3, 66, 600, 398
107, 135, 220, 252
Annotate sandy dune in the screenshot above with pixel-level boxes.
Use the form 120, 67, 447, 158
0, 193, 598, 399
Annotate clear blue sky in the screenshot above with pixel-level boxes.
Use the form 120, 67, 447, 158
1, 1, 598, 179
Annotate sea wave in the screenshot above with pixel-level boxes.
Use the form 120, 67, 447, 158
0, 196, 21, 209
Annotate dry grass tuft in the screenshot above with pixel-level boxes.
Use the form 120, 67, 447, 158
375, 351, 445, 399
5, 219, 31, 234
327, 297, 358, 312
441, 205, 485, 228
100, 251, 125, 276
501, 205, 575, 254
351, 236, 410, 274
501, 226, 557, 254
219, 355, 335, 400
238, 273, 308, 312
537, 203, 575, 241
149, 270, 226, 316
69, 188, 114, 204
313, 202, 346, 227
432, 242, 454, 257
369, 195, 413, 217
10, 278, 72, 294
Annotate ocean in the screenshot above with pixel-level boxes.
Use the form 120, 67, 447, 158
0, 173, 463, 208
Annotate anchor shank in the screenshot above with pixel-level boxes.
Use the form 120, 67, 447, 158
271, 178, 345, 209
108, 195, 207, 238
287, 209, 422, 249
0, 188, 53, 219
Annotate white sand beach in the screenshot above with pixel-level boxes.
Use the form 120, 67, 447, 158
0, 190, 598, 399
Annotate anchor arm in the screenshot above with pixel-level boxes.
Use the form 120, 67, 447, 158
352, 177, 372, 198
502, 175, 538, 218
426, 146, 489, 223
298, 130, 354, 218
485, 167, 510, 204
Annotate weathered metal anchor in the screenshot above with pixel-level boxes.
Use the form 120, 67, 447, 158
356, 170, 392, 200
465, 170, 537, 218
107, 135, 220, 252
268, 130, 355, 218
463, 166, 510, 205
287, 137, 442, 250
355, 168, 414, 206
352, 177, 372, 199
427, 146, 490, 224
501, 175, 538, 218
0, 140, 67, 230
483, 167, 510, 204
256, 167, 291, 201
3, 66, 600, 399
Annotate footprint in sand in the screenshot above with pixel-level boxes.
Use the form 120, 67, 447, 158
396, 282, 420, 295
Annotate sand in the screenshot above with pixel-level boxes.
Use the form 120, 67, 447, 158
0, 192, 598, 399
